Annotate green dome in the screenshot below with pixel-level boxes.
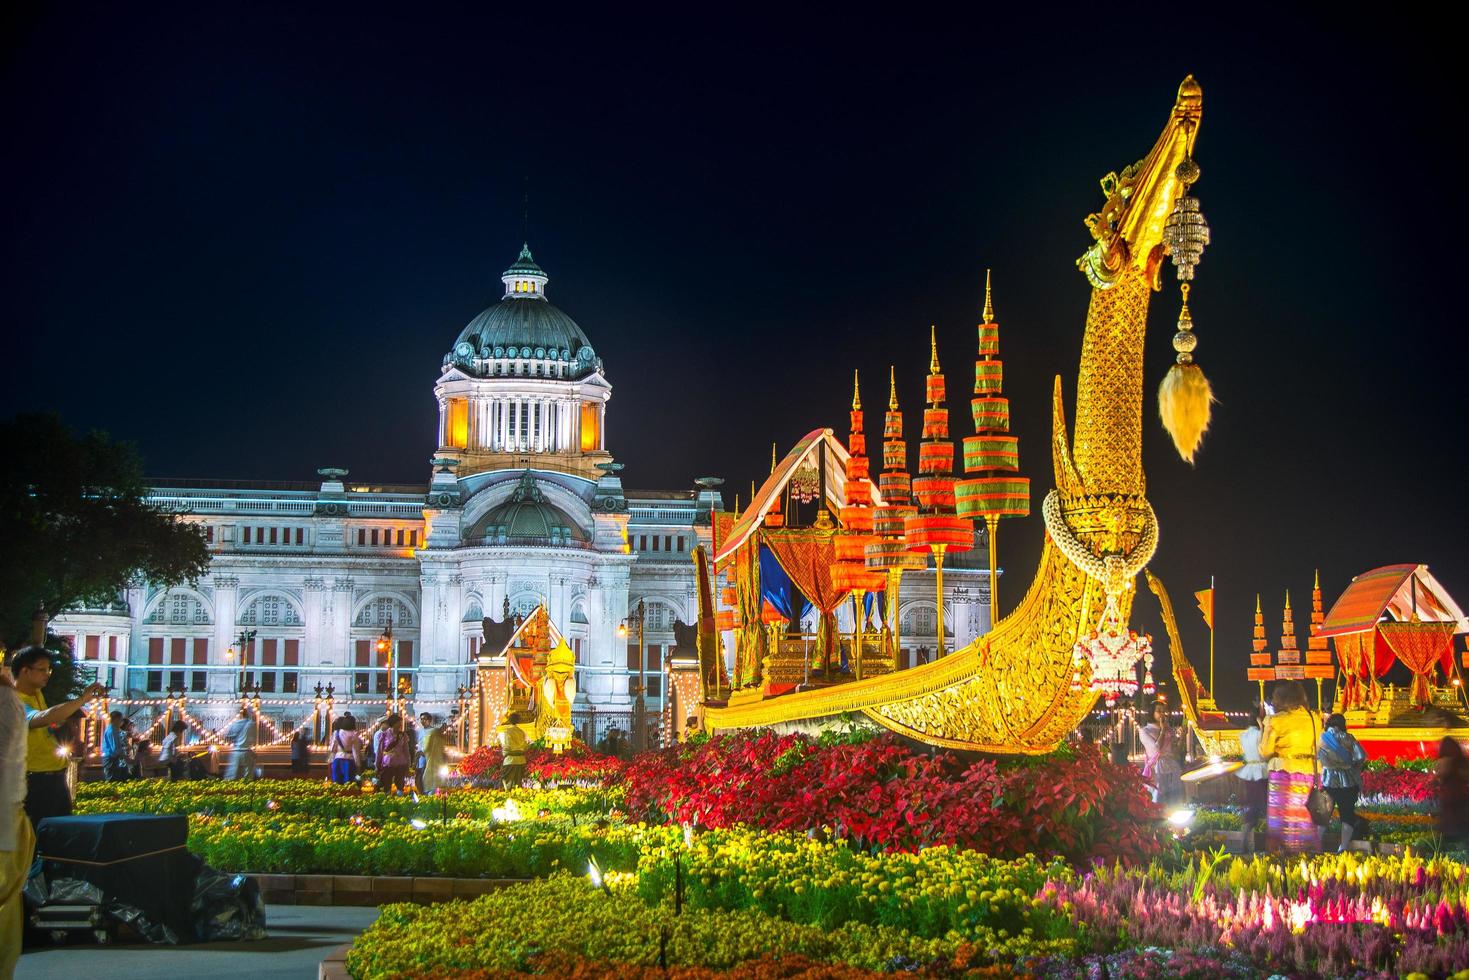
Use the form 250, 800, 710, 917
467, 472, 588, 546
448, 245, 594, 369
454, 300, 591, 358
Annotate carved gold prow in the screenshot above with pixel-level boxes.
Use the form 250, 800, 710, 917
703, 79, 1203, 754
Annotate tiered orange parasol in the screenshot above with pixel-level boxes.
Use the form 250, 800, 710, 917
832, 372, 885, 677
865, 365, 924, 658
954, 272, 1030, 619
905, 328, 972, 657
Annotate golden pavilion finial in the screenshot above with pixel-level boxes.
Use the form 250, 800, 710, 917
888, 365, 898, 411
1314, 568, 1320, 590
1255, 594, 1261, 614
928, 324, 940, 374
770, 442, 777, 474
852, 369, 862, 411
982, 268, 994, 323
1284, 590, 1292, 611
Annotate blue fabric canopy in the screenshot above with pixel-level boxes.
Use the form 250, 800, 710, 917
759, 545, 812, 623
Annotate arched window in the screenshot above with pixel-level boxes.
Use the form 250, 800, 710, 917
147, 592, 209, 625
354, 596, 415, 629
238, 594, 302, 627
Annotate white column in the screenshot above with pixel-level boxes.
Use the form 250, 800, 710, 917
498, 399, 507, 451
538, 399, 548, 452
599, 403, 607, 450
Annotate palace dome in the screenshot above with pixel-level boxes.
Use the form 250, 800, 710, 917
466, 472, 589, 546
448, 245, 594, 367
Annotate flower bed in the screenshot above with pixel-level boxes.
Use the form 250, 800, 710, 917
346, 849, 1469, 979
75, 779, 619, 821
345, 874, 1036, 978
1361, 766, 1437, 802
455, 741, 623, 785
1038, 850, 1469, 977
183, 813, 657, 877
622, 732, 1161, 862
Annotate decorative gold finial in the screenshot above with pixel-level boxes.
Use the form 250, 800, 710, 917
770, 442, 777, 474
888, 365, 898, 410
733, 494, 740, 519
852, 369, 862, 411
1284, 590, 1292, 611
1314, 568, 1320, 590
1255, 594, 1261, 614
983, 268, 994, 323
928, 325, 940, 374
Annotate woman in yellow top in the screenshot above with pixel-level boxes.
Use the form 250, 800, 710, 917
1258, 680, 1319, 853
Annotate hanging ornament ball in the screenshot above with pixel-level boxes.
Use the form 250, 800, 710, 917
1162, 197, 1211, 280
1175, 158, 1201, 186
1172, 328, 1197, 355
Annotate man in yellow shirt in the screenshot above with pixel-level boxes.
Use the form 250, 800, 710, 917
9, 646, 106, 828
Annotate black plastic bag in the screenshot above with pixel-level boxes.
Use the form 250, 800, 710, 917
192, 863, 268, 941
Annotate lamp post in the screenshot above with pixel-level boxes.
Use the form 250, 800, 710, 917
694, 477, 724, 699
234, 628, 257, 701
377, 614, 395, 714
618, 599, 647, 753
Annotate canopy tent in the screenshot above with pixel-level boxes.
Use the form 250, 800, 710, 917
715, 428, 883, 565
1320, 565, 1467, 707
1319, 564, 1468, 637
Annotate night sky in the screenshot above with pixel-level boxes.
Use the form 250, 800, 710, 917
4, 7, 1464, 709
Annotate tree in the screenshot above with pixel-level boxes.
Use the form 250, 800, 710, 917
0, 413, 211, 650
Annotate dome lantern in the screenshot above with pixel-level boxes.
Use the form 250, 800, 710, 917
502, 243, 550, 298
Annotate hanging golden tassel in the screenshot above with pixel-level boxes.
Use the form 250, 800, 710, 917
1158, 283, 1214, 463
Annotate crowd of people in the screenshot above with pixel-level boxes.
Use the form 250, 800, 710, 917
1136, 679, 1469, 856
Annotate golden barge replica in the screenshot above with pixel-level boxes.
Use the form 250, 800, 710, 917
691, 77, 1217, 753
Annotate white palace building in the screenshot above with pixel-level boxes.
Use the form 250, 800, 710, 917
56, 245, 994, 735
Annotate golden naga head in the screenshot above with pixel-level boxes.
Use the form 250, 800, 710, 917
546, 640, 575, 679
1078, 76, 1202, 289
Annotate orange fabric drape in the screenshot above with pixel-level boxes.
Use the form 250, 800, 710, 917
1334, 632, 1367, 709
734, 540, 766, 688
762, 530, 850, 672
1378, 622, 1458, 705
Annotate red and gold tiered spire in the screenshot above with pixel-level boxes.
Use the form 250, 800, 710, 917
1249, 594, 1270, 702
905, 328, 973, 657
865, 366, 924, 662
955, 270, 1030, 619
832, 371, 886, 678
1305, 570, 1334, 710
1275, 592, 1303, 694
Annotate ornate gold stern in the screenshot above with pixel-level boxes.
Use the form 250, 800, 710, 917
705, 78, 1205, 753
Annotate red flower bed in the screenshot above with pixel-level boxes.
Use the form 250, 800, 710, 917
1361, 767, 1437, 802
455, 741, 623, 784
621, 731, 1162, 862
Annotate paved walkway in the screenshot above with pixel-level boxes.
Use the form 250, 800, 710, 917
15, 904, 379, 980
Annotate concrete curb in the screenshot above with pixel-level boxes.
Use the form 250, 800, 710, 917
320, 942, 351, 980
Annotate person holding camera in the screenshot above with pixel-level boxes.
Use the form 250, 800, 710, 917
7, 646, 107, 826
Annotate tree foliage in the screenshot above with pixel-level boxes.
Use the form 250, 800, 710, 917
0, 413, 212, 649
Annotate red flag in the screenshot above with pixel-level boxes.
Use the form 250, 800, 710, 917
1194, 588, 1214, 630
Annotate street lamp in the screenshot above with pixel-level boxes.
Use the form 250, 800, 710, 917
620, 599, 647, 753
235, 629, 257, 701
694, 477, 724, 699
377, 614, 395, 713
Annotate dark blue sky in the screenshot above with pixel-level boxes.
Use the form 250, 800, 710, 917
3, 5, 1463, 708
